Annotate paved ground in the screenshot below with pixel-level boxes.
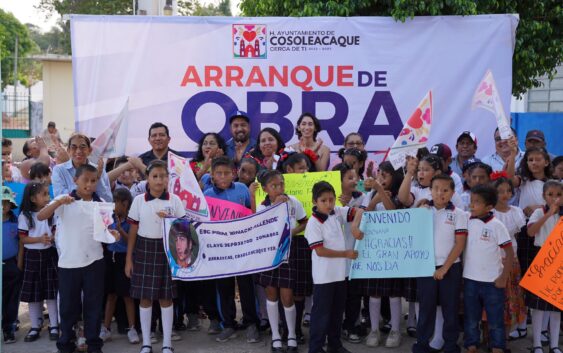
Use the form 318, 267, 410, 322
2, 303, 549, 353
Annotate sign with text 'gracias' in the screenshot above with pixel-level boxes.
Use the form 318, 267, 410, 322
254, 171, 342, 217
520, 218, 563, 310
350, 208, 435, 279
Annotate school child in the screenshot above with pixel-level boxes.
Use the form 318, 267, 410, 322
124, 160, 186, 353
107, 156, 144, 191
2, 186, 22, 344
18, 181, 59, 342
29, 162, 52, 184
338, 148, 367, 180
331, 163, 365, 344
279, 152, 314, 342
491, 175, 527, 340
306, 181, 361, 353
237, 157, 260, 186
459, 160, 492, 211
429, 143, 464, 194
203, 156, 261, 343
507, 146, 552, 341
37, 164, 121, 353
99, 188, 140, 344
463, 185, 514, 353
526, 180, 562, 353
413, 175, 468, 353
253, 170, 307, 352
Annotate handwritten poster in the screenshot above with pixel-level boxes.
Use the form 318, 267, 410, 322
205, 196, 252, 221
520, 218, 563, 310
254, 171, 342, 218
168, 152, 210, 220
350, 208, 435, 279
163, 202, 290, 280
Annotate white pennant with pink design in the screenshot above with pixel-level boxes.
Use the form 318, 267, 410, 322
472, 70, 513, 140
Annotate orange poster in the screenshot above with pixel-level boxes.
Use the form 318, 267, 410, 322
520, 218, 563, 310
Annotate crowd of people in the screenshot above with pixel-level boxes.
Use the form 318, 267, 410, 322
1, 112, 562, 353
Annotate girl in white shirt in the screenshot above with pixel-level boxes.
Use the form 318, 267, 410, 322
526, 181, 562, 353
492, 175, 527, 341
18, 181, 59, 342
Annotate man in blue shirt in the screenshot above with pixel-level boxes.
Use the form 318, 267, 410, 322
225, 111, 256, 170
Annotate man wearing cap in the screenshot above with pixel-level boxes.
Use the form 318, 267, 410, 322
139, 122, 180, 167
226, 111, 256, 168
430, 143, 463, 194
450, 131, 478, 179
482, 127, 524, 172
524, 129, 556, 160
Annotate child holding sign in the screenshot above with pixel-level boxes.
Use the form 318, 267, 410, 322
526, 180, 562, 353
360, 161, 405, 348
463, 185, 514, 353
18, 181, 59, 342
255, 170, 308, 352
413, 175, 468, 353
305, 181, 360, 353
124, 160, 186, 353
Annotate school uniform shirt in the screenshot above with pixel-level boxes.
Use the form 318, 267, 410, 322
518, 179, 545, 210
51, 159, 113, 201
127, 192, 185, 239
411, 184, 464, 209
493, 206, 526, 257
305, 206, 356, 285
528, 207, 560, 247
18, 212, 53, 250
2, 217, 19, 260
203, 182, 251, 208
459, 190, 470, 211
257, 195, 307, 230
430, 202, 468, 266
463, 213, 512, 282
52, 190, 105, 269
130, 180, 148, 198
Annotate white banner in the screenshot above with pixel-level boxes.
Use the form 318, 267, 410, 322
163, 202, 290, 280
71, 15, 518, 162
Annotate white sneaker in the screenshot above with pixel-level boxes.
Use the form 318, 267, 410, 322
150, 331, 158, 343
385, 330, 401, 348
171, 330, 182, 341
99, 326, 112, 342
366, 330, 381, 347
127, 327, 140, 344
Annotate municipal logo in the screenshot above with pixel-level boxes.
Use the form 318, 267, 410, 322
233, 24, 267, 59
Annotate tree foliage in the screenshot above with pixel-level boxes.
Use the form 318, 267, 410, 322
27, 23, 67, 55
0, 9, 41, 88
239, 0, 563, 97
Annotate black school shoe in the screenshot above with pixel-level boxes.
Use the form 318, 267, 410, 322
3, 330, 16, 344
24, 327, 41, 342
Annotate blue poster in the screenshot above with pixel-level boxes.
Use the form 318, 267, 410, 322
350, 208, 435, 279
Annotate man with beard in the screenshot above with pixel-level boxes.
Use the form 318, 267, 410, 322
226, 111, 256, 169
139, 122, 180, 167
450, 131, 478, 181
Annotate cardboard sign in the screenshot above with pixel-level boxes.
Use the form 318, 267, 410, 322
350, 208, 435, 279
520, 218, 563, 310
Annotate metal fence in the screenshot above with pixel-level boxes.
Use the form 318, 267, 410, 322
2, 90, 31, 138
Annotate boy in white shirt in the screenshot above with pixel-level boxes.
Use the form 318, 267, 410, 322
463, 185, 514, 353
305, 181, 360, 353
38, 164, 120, 353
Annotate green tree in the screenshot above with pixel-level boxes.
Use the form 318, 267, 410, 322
239, 0, 563, 97
27, 23, 67, 55
179, 0, 232, 16
0, 9, 40, 89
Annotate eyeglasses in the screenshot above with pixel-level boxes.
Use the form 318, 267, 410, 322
346, 141, 364, 146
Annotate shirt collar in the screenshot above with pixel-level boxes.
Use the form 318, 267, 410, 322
144, 191, 170, 201
470, 211, 494, 223
428, 200, 455, 210
312, 206, 335, 224
262, 195, 272, 206
351, 191, 363, 199
70, 189, 102, 202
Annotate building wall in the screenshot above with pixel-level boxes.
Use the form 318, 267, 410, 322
42, 60, 74, 144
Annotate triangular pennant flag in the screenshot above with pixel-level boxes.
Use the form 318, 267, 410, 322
90, 98, 129, 160
471, 70, 513, 139
168, 152, 210, 221
387, 91, 433, 170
